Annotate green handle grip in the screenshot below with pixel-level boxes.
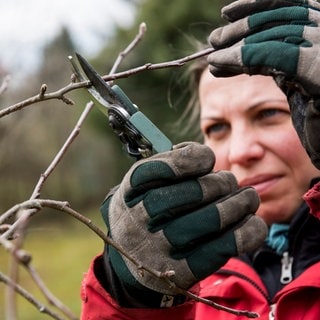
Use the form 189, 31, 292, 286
112, 84, 172, 155
129, 111, 173, 154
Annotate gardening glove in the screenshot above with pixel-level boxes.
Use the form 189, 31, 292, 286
101, 142, 267, 297
208, 0, 320, 169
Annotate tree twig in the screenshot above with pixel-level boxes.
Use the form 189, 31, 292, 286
0, 271, 67, 320
109, 22, 147, 76
1, 101, 94, 320
104, 47, 214, 81
1, 198, 258, 318
30, 101, 94, 199
26, 264, 78, 320
0, 47, 214, 119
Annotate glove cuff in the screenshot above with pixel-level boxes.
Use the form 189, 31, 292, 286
102, 247, 187, 308
284, 89, 320, 169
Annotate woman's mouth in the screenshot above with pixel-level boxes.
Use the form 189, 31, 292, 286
239, 175, 282, 194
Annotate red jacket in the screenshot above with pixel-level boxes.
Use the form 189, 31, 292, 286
80, 256, 320, 320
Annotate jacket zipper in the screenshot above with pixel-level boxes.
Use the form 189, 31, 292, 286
280, 251, 293, 284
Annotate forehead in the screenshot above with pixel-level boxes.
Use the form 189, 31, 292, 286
199, 69, 286, 109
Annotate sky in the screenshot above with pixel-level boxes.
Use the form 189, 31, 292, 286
0, 0, 136, 80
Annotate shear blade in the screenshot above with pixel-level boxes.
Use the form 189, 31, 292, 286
75, 53, 118, 106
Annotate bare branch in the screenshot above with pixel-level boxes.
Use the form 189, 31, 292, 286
0, 271, 68, 320
30, 101, 94, 199
109, 22, 147, 75
1, 198, 258, 318
0, 48, 214, 119
1, 101, 93, 319
179, 290, 259, 318
26, 264, 78, 320
0, 81, 85, 118
0, 200, 42, 241
103, 47, 214, 81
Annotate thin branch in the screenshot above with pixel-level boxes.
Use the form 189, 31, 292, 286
103, 47, 214, 81
0, 48, 214, 119
0, 202, 43, 241
179, 290, 259, 318
0, 201, 78, 320
26, 264, 78, 320
30, 101, 94, 199
0, 81, 84, 118
2, 101, 93, 320
109, 22, 147, 75
1, 199, 258, 318
0, 101, 94, 231
0, 271, 67, 320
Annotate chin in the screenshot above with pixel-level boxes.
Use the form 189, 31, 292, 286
256, 210, 290, 226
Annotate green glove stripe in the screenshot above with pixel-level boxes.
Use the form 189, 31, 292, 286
145, 180, 203, 220
177, 233, 237, 280
249, 7, 310, 29
162, 204, 221, 248
242, 42, 299, 75
130, 161, 175, 188
245, 24, 305, 44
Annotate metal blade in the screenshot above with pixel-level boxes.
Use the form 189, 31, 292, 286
75, 52, 118, 108
76, 52, 138, 115
68, 55, 109, 115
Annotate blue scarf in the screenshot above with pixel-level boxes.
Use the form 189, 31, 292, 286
265, 223, 289, 255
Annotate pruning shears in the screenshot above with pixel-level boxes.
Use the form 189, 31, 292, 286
69, 53, 172, 159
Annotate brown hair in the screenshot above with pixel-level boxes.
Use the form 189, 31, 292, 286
177, 43, 209, 142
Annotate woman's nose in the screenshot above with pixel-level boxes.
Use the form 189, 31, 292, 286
228, 128, 264, 165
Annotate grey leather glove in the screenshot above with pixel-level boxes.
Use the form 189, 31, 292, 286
208, 0, 320, 168
101, 142, 267, 295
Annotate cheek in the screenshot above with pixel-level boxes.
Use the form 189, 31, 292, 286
266, 126, 320, 194
271, 128, 306, 167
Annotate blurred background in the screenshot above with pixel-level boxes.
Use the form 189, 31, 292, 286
0, 0, 228, 318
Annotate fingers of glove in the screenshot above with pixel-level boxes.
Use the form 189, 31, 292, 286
209, 23, 320, 82
141, 171, 238, 228
208, 41, 300, 78
123, 142, 215, 202
246, 25, 310, 45
208, 43, 247, 78
160, 187, 259, 249
210, 6, 314, 49
174, 215, 267, 280
221, 0, 320, 22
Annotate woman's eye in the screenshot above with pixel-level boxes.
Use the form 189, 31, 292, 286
205, 123, 228, 138
257, 108, 286, 120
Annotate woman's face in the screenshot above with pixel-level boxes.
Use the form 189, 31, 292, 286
199, 70, 320, 225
